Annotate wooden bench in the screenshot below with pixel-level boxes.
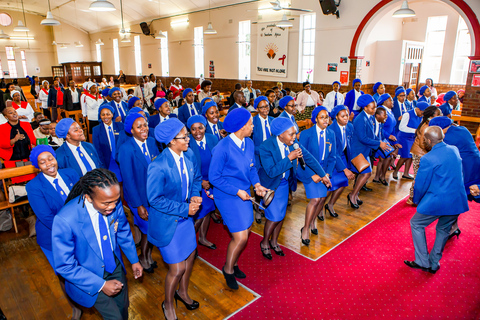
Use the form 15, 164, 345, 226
0, 165, 39, 233
297, 119, 314, 130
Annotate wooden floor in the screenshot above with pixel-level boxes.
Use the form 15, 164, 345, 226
0, 171, 412, 319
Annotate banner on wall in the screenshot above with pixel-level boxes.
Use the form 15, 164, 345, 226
256, 24, 288, 77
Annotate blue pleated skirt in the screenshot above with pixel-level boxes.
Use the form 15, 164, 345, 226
194, 189, 215, 220
40, 246, 57, 274
304, 180, 328, 199
214, 188, 253, 233
108, 157, 123, 182
159, 217, 197, 264
397, 131, 414, 159
264, 179, 289, 222
131, 206, 149, 235
329, 154, 349, 191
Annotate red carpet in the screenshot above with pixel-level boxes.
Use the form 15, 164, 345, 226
198, 199, 480, 319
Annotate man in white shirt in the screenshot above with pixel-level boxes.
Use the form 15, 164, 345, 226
323, 81, 345, 113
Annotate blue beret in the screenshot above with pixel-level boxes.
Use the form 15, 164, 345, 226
55, 118, 75, 139
270, 117, 294, 136
98, 103, 115, 120
124, 112, 145, 134
429, 116, 453, 129
395, 87, 406, 97
253, 96, 268, 110
154, 98, 169, 110
155, 118, 185, 144
279, 96, 294, 110
202, 101, 218, 115
353, 79, 362, 86
101, 88, 110, 97
183, 88, 193, 99
395, 86, 405, 93
311, 106, 329, 124
357, 94, 375, 108
332, 81, 341, 87
330, 104, 348, 120
29, 145, 56, 169
200, 97, 212, 106
128, 96, 140, 110
187, 115, 207, 129
223, 108, 251, 133
109, 87, 121, 97
406, 88, 414, 96
373, 82, 383, 93
416, 101, 429, 111
419, 85, 428, 95
444, 91, 457, 103
377, 93, 392, 106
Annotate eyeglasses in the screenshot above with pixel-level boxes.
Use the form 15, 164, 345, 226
174, 133, 190, 141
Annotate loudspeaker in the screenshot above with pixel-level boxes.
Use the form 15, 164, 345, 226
319, 0, 337, 15
140, 22, 150, 36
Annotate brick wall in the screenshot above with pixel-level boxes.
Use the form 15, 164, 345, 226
459, 71, 480, 133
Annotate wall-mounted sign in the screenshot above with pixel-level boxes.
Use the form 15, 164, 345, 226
340, 71, 349, 85
470, 60, 480, 73
256, 24, 288, 78
472, 74, 480, 87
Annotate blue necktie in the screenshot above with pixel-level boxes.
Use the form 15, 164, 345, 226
108, 127, 116, 160
334, 92, 338, 107
98, 213, 116, 274
142, 143, 151, 164
116, 103, 125, 118
199, 141, 204, 150
76, 147, 92, 172
264, 120, 271, 139
342, 126, 347, 150
213, 124, 220, 139
291, 115, 298, 133
241, 140, 245, 152
179, 157, 188, 202
53, 178, 67, 202
189, 104, 195, 116
319, 131, 325, 161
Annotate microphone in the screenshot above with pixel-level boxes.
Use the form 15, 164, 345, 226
293, 143, 306, 170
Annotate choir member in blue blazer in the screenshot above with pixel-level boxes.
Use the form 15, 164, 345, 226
348, 95, 390, 208
405, 88, 417, 111
326, 105, 355, 217
392, 87, 410, 132
278, 95, 299, 134
392, 101, 429, 180
55, 118, 104, 177
118, 113, 160, 274
52, 169, 143, 319
209, 108, 269, 290
109, 87, 128, 122
372, 82, 384, 102
147, 118, 203, 319
417, 85, 432, 105
259, 117, 323, 256
438, 91, 457, 118
128, 96, 142, 110
297, 107, 333, 240
26, 145, 82, 319
405, 126, 469, 274
148, 98, 178, 129
203, 101, 227, 141
93, 104, 124, 182
187, 115, 219, 250
344, 78, 364, 119
177, 88, 201, 125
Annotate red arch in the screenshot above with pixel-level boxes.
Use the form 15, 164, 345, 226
349, 0, 480, 59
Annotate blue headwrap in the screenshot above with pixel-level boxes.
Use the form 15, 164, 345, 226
419, 85, 428, 96
108, 87, 121, 97
330, 104, 348, 120
311, 106, 329, 124
200, 97, 212, 106
377, 93, 392, 106
155, 118, 185, 144
98, 103, 115, 120
416, 101, 429, 111
55, 118, 75, 139
270, 117, 294, 136
429, 116, 453, 129
124, 112, 145, 134
253, 96, 269, 110
187, 115, 207, 129
357, 94, 375, 108
406, 88, 414, 96
223, 108, 251, 133
353, 79, 362, 86
443, 91, 457, 103
182, 88, 193, 99
202, 101, 217, 115
395, 86, 405, 93
332, 81, 341, 88
373, 82, 383, 93
101, 88, 110, 98
395, 87, 406, 98
278, 96, 294, 110
29, 145, 56, 169
128, 96, 140, 110
154, 98, 169, 110
128, 107, 143, 115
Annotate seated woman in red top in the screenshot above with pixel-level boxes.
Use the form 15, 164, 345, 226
0, 106, 36, 162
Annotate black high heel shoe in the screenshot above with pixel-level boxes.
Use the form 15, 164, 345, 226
317, 214, 324, 221
260, 243, 273, 260
300, 227, 310, 246
356, 198, 363, 205
174, 291, 199, 310
448, 229, 461, 240
325, 204, 338, 218
269, 240, 285, 256
380, 179, 389, 186
347, 194, 359, 209
162, 301, 178, 320
310, 228, 318, 235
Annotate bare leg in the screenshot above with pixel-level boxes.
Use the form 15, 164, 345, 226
225, 228, 250, 274
350, 172, 371, 203
261, 220, 279, 254
312, 197, 327, 228
328, 187, 345, 210
403, 158, 413, 178
139, 233, 150, 268
302, 198, 319, 239
146, 242, 154, 265
270, 220, 284, 247
177, 250, 196, 304
393, 158, 407, 178
374, 158, 383, 181
164, 261, 186, 320
198, 216, 214, 247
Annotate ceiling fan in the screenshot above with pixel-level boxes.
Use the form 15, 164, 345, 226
259, 1, 312, 12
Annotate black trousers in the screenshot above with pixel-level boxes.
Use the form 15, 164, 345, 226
93, 259, 129, 320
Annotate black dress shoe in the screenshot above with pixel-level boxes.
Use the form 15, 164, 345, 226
233, 265, 246, 279
269, 240, 285, 256
317, 214, 324, 221
199, 242, 217, 250
300, 227, 310, 246
362, 184, 373, 192
428, 263, 440, 274
260, 243, 273, 260
222, 267, 239, 290
174, 291, 200, 310
404, 260, 430, 272
310, 228, 318, 235
347, 194, 359, 209
325, 204, 338, 217
448, 228, 461, 240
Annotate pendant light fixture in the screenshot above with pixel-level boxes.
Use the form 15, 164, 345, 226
276, 14, 293, 28
120, 35, 130, 43
393, 1, 416, 18
0, 30, 10, 39
89, 0, 116, 12
75, 41, 84, 47
118, 0, 130, 43
14, 0, 30, 31
204, 0, 217, 35
41, 0, 60, 26
155, 31, 166, 39
96, 39, 105, 45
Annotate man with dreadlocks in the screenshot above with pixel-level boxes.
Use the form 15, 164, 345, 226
52, 168, 142, 320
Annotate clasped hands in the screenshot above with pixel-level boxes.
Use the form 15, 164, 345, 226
237, 183, 269, 201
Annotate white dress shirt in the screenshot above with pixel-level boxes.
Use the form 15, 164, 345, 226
43, 172, 70, 196
353, 90, 362, 111
168, 148, 189, 199
276, 136, 289, 178
229, 132, 244, 150
186, 103, 198, 116
316, 125, 326, 161
69, 88, 79, 104
103, 123, 114, 151
259, 115, 270, 141
85, 95, 101, 121
113, 101, 126, 118
398, 112, 416, 134
324, 90, 345, 112
85, 199, 113, 257
134, 137, 150, 158
160, 114, 170, 123
195, 136, 207, 148
66, 141, 96, 175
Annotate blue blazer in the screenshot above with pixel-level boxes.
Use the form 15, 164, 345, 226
344, 90, 364, 116
252, 115, 274, 168
258, 137, 323, 192
92, 122, 124, 169
110, 100, 129, 122
188, 133, 219, 180
26, 169, 79, 251
297, 126, 334, 183
52, 198, 138, 308
351, 111, 380, 160
439, 102, 452, 117
205, 121, 224, 138
392, 98, 413, 131
148, 113, 177, 129
413, 142, 469, 216
330, 120, 354, 172
178, 102, 202, 125
228, 103, 246, 114
56, 142, 104, 177
382, 108, 397, 142
118, 137, 160, 209
147, 148, 202, 247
